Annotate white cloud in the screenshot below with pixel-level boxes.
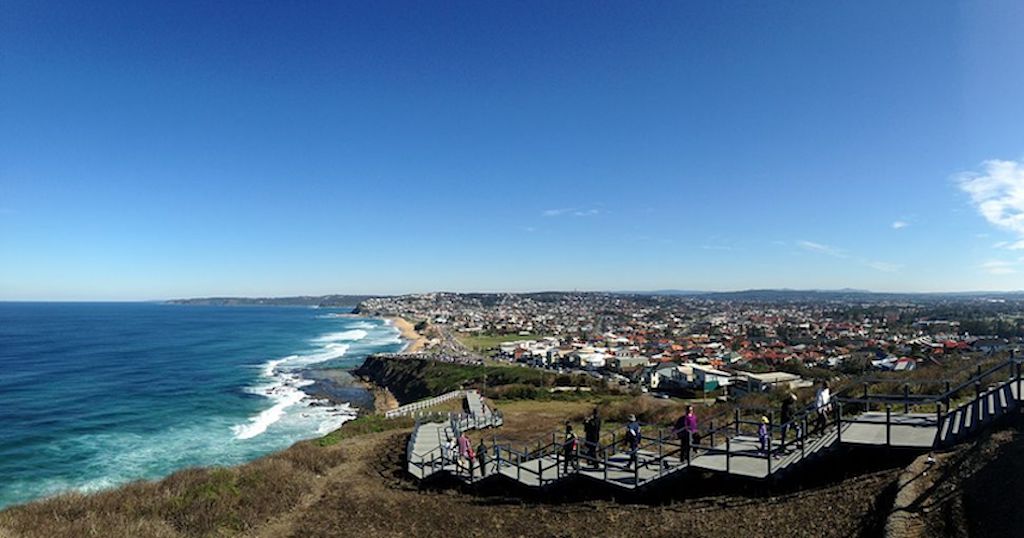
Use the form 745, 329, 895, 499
798, 239, 900, 273
865, 261, 902, 273
542, 207, 600, 217
958, 159, 1024, 240
891, 221, 909, 230
797, 240, 847, 258
981, 260, 1017, 275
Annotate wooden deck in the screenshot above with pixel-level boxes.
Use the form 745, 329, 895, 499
406, 365, 1024, 490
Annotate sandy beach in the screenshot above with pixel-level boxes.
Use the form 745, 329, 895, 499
387, 316, 427, 353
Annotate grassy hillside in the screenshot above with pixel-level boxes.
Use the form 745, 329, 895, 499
1, 393, 901, 538
353, 356, 596, 403
3, 357, 961, 537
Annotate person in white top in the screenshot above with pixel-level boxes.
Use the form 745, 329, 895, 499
814, 381, 832, 434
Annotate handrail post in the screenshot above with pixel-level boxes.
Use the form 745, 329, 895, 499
1017, 360, 1022, 402
726, 438, 731, 474
836, 401, 843, 444
935, 402, 943, 438
975, 381, 983, 425
885, 404, 892, 447
863, 382, 868, 400
903, 384, 910, 414
800, 416, 806, 459
603, 448, 608, 481
734, 409, 740, 435
658, 428, 664, 477
709, 420, 715, 447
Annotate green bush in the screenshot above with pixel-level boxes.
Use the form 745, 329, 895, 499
317, 415, 414, 447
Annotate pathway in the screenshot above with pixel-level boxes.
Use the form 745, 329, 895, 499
405, 358, 1024, 491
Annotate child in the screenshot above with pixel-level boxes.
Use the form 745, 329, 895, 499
758, 416, 770, 455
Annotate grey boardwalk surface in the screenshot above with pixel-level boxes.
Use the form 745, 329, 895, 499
406, 390, 503, 480
407, 372, 1024, 490
842, 413, 937, 448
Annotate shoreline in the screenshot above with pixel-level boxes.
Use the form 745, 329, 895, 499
385, 316, 427, 353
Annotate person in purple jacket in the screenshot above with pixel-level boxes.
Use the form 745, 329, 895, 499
673, 405, 698, 460
757, 416, 770, 455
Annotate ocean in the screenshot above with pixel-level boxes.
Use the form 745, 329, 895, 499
0, 302, 404, 509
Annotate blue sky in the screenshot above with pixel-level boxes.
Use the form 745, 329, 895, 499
2, 1, 1023, 300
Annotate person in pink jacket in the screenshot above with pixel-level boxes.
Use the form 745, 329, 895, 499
457, 431, 475, 477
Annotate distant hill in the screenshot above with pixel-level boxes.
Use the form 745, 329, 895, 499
167, 295, 383, 307
627, 289, 1024, 302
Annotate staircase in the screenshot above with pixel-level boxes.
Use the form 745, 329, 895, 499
405, 358, 1024, 491
406, 390, 503, 480
936, 377, 1020, 446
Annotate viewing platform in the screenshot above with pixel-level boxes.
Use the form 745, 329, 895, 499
404, 358, 1024, 491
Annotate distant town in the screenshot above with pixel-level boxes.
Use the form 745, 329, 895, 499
354, 291, 1024, 398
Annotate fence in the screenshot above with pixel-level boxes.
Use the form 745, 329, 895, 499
386, 390, 466, 418
408, 356, 1024, 487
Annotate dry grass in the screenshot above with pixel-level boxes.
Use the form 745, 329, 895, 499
0, 443, 343, 538
1, 398, 902, 538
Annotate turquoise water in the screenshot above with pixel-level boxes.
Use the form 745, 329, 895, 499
0, 302, 403, 509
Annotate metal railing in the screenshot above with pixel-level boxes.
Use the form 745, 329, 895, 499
409, 357, 1024, 487
387, 390, 466, 418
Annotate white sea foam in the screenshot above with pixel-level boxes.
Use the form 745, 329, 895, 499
233, 322, 368, 440
261, 356, 292, 378
311, 329, 368, 343
232, 379, 310, 440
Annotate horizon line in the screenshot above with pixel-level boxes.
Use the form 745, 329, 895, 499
4, 287, 1024, 303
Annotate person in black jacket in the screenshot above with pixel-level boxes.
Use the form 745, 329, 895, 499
779, 392, 798, 452
582, 407, 601, 468
562, 423, 580, 473
476, 439, 488, 477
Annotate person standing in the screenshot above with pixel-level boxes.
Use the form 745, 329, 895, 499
815, 381, 832, 434
683, 405, 698, 458
757, 416, 770, 455
457, 430, 473, 478
444, 436, 457, 465
625, 414, 641, 470
673, 406, 698, 461
476, 438, 488, 478
780, 392, 797, 450
562, 423, 579, 474
583, 408, 601, 468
